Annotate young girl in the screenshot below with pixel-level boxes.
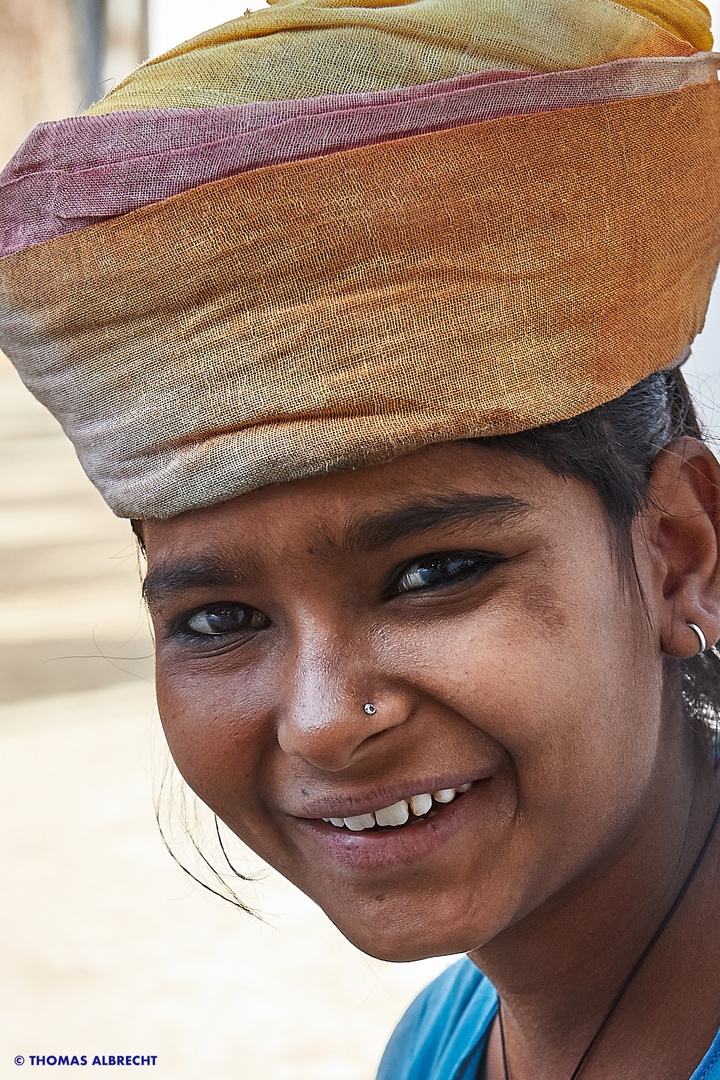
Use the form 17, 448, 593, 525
1, 2, 719, 1076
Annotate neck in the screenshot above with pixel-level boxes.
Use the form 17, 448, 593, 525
470, 740, 720, 1080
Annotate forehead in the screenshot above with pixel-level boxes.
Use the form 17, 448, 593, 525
141, 441, 557, 554
138, 443, 617, 613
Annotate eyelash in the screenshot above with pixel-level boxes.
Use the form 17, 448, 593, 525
169, 550, 503, 641
387, 550, 504, 599
169, 603, 270, 643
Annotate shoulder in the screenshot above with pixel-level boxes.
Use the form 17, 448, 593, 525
375, 957, 498, 1080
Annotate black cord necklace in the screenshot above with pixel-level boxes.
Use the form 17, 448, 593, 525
495, 797, 720, 1080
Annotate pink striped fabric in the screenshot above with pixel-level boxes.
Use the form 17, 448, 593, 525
1, 52, 717, 257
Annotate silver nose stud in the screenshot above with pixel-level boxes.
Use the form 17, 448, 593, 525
363, 703, 377, 715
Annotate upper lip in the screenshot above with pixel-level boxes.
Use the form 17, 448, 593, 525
291, 769, 494, 819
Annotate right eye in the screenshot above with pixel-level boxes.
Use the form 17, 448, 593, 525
184, 603, 269, 637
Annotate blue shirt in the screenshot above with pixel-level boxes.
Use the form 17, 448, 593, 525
376, 958, 720, 1080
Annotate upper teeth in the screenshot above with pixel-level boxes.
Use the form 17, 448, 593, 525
322, 783, 472, 831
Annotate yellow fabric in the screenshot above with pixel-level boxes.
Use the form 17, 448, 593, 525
618, 0, 711, 47
86, 0, 706, 114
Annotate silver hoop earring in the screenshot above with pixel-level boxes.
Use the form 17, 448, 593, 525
688, 622, 707, 654
363, 703, 377, 715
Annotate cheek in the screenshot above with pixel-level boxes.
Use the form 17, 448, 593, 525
155, 665, 268, 818
424, 571, 662, 857
155, 671, 305, 887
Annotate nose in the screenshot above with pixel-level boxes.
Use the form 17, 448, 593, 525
276, 636, 410, 771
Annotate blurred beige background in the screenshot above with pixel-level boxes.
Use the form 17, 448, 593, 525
1, 2, 719, 1077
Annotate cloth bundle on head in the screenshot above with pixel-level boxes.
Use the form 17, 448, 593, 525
0, 0, 718, 519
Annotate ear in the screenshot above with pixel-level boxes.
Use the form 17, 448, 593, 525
635, 437, 720, 658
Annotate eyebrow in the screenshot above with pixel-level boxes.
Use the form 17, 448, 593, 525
142, 493, 530, 605
342, 493, 531, 553
142, 554, 250, 606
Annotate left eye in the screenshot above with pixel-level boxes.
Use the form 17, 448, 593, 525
394, 552, 497, 595
185, 603, 269, 636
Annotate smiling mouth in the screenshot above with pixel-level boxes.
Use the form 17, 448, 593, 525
321, 782, 473, 832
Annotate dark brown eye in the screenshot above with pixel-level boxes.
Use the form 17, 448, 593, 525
395, 553, 496, 594
186, 604, 269, 636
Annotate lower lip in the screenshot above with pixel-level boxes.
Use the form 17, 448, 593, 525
293, 780, 496, 871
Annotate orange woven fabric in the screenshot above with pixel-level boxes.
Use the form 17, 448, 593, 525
2, 80, 718, 518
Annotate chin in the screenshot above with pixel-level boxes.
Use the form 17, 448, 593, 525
323, 901, 489, 963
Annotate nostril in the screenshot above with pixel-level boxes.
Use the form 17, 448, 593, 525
277, 674, 412, 770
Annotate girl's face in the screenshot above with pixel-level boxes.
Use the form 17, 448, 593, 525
143, 441, 668, 961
